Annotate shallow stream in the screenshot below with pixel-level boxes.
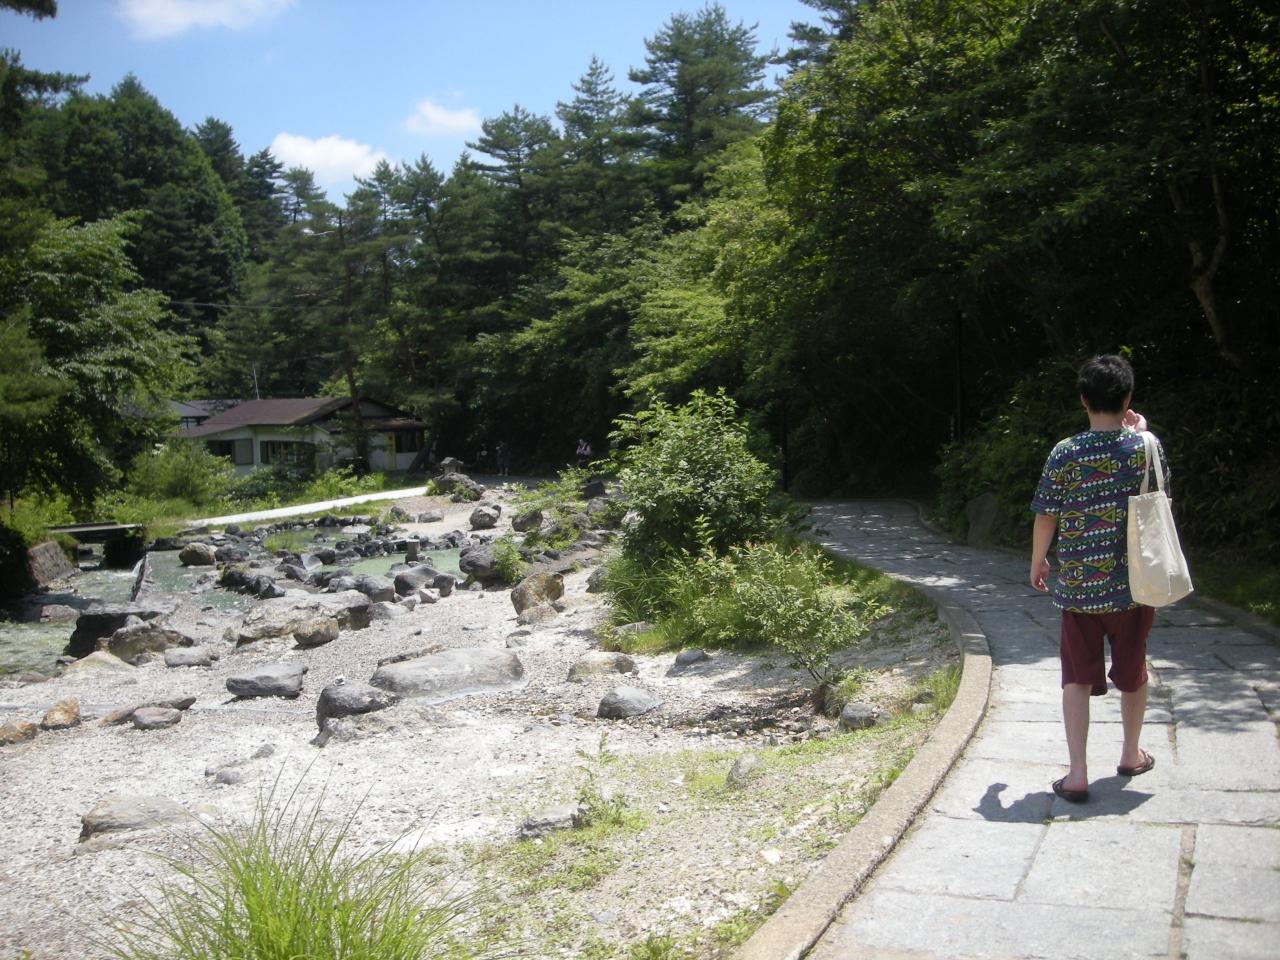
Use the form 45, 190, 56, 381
0, 539, 462, 676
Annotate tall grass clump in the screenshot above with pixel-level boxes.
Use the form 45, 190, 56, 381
107, 784, 485, 960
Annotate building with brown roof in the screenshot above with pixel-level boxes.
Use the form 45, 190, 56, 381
178, 397, 425, 474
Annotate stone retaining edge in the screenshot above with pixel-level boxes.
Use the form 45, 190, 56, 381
734, 590, 993, 960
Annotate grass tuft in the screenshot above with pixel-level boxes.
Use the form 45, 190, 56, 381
105, 780, 486, 960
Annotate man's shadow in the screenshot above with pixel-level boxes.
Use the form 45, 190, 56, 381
974, 778, 1153, 822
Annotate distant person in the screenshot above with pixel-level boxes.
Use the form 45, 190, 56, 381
495, 440, 511, 476
575, 437, 593, 468
1030, 354, 1166, 804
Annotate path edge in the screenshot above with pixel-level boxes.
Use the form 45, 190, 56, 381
734, 586, 992, 960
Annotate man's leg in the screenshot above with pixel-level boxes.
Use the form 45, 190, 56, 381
1062, 682, 1092, 792
1119, 682, 1148, 770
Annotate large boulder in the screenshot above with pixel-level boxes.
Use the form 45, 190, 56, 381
597, 686, 662, 720
458, 544, 503, 584
62, 650, 135, 675
511, 572, 564, 614
315, 679, 400, 731
178, 542, 218, 566
393, 565, 443, 597
370, 648, 524, 702
27, 541, 75, 586
568, 652, 636, 681
469, 505, 501, 530
226, 591, 371, 645
80, 796, 192, 840
511, 509, 542, 533
433, 472, 484, 500
352, 575, 395, 603
226, 662, 307, 699
102, 621, 195, 664
67, 603, 170, 658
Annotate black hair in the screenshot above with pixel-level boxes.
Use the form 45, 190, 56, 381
1077, 354, 1134, 414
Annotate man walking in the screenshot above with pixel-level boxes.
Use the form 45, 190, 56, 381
1030, 354, 1166, 803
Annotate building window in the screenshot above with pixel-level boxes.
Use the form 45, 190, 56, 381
206, 439, 253, 465
260, 440, 314, 467
395, 430, 423, 453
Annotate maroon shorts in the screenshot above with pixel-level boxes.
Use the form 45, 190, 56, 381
1060, 606, 1154, 696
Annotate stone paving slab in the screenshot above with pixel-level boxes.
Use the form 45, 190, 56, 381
1183, 917, 1280, 960
1018, 820, 1183, 912
873, 817, 1045, 900
1169, 723, 1280, 790
808, 888, 1171, 960
1184, 825, 1280, 922
991, 698, 1175, 725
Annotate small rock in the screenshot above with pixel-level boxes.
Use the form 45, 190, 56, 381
597, 686, 661, 720
132, 707, 182, 730
316, 679, 400, 731
519, 803, 584, 839
41, 697, 81, 730
0, 721, 38, 745
586, 566, 607, 593
164, 647, 215, 668
417, 588, 439, 604
293, 616, 339, 648
369, 601, 408, 621
726, 753, 762, 786
226, 663, 307, 700
517, 602, 557, 626
674, 649, 711, 668
839, 701, 880, 731
417, 510, 444, 523
614, 621, 654, 637
568, 652, 636, 681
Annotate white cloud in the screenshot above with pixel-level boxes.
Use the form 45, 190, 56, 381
403, 99, 482, 137
270, 132, 388, 190
118, 0, 293, 40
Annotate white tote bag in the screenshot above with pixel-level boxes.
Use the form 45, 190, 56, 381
1127, 431, 1193, 607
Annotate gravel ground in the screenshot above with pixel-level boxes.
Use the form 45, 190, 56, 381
0, 490, 955, 960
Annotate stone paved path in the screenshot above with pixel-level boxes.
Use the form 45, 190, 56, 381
807, 502, 1280, 960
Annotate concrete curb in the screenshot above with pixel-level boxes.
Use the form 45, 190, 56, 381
734, 590, 993, 960
1188, 594, 1280, 643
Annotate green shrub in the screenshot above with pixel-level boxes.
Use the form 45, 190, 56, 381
127, 440, 234, 508
226, 465, 310, 507
492, 535, 528, 583
301, 466, 389, 502
600, 549, 681, 626
5, 492, 75, 545
106, 785, 483, 960
610, 390, 775, 562
660, 541, 876, 683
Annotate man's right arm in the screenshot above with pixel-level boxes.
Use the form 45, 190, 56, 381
1030, 513, 1057, 592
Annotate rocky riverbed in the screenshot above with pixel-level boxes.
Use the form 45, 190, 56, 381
0, 483, 956, 959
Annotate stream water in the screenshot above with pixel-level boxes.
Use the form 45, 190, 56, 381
0, 541, 463, 676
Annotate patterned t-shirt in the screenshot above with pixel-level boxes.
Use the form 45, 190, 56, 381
1030, 429, 1169, 613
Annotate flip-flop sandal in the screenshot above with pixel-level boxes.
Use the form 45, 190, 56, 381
1117, 751, 1155, 777
1052, 777, 1089, 804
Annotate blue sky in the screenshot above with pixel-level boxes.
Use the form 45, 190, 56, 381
3, 0, 811, 198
